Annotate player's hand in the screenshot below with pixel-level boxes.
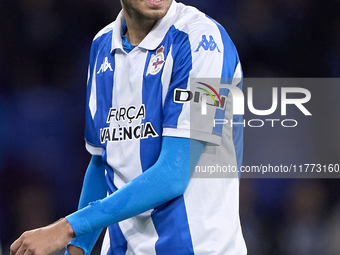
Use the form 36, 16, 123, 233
10, 218, 75, 255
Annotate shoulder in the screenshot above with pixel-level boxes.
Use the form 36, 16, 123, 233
172, 3, 226, 40
93, 21, 115, 44
169, 2, 236, 55
88, 20, 116, 61
168, 2, 240, 77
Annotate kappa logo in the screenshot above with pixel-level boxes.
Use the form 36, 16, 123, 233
146, 46, 165, 76
97, 57, 113, 74
194, 35, 221, 53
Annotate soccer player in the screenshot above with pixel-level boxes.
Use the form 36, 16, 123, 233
10, 0, 246, 254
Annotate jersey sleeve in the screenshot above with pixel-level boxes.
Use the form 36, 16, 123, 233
162, 18, 242, 145
65, 137, 204, 237
84, 39, 103, 156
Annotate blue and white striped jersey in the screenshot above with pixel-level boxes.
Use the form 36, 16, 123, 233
85, 1, 246, 254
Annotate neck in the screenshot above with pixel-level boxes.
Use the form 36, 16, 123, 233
123, 13, 157, 45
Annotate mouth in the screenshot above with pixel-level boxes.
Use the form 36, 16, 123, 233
144, 0, 164, 8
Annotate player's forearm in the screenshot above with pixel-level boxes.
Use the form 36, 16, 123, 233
78, 155, 108, 209
66, 137, 204, 237
65, 155, 107, 255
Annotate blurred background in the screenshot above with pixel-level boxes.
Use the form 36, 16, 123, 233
0, 0, 340, 254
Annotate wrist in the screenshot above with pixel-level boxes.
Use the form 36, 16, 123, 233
61, 218, 76, 239
49, 218, 75, 241
67, 245, 85, 255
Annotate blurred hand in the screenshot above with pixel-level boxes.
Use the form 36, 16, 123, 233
10, 218, 75, 255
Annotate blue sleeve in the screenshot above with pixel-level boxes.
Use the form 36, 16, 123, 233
65, 156, 107, 255
66, 136, 204, 236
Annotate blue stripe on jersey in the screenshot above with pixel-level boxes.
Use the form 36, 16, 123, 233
232, 83, 244, 173
145, 27, 194, 254
139, 43, 172, 171
104, 160, 117, 195
140, 26, 192, 171
89, 36, 128, 254
85, 49, 99, 147
105, 164, 128, 255
163, 26, 192, 129
207, 17, 239, 78
151, 196, 194, 255
85, 32, 115, 148
107, 224, 128, 255
212, 87, 229, 137
209, 17, 244, 171
208, 17, 239, 137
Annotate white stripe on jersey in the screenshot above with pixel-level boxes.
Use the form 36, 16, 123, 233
161, 45, 173, 107
108, 51, 146, 187
89, 52, 100, 119
100, 229, 110, 255
118, 212, 158, 255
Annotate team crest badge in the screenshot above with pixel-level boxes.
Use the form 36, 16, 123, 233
146, 46, 165, 76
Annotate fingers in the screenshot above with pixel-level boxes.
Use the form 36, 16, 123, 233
14, 243, 29, 255
10, 233, 35, 255
10, 237, 22, 255
10, 241, 37, 255
23, 248, 33, 255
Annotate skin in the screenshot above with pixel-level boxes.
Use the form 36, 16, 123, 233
10, 1, 172, 255
10, 219, 74, 255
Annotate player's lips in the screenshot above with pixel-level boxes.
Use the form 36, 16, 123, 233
144, 0, 164, 8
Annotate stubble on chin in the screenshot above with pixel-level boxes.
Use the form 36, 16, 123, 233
122, 0, 171, 22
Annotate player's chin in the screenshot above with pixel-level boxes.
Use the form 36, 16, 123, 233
141, 0, 170, 20
142, 9, 168, 20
